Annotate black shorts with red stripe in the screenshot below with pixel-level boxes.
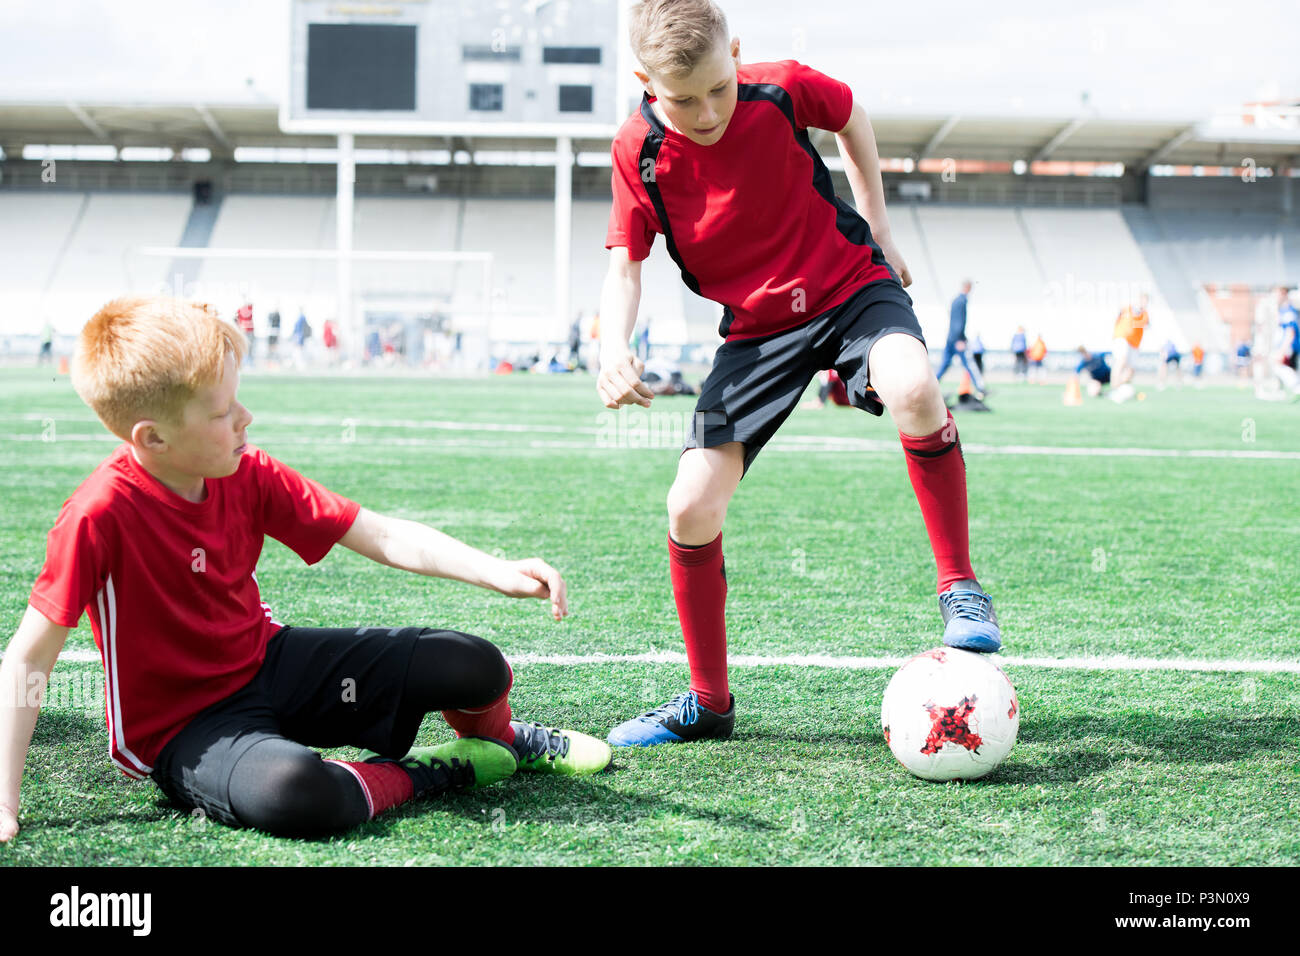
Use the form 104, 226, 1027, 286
684, 279, 925, 473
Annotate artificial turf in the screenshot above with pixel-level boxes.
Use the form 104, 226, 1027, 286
1, 368, 1297, 865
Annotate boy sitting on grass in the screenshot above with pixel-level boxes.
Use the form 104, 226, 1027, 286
0, 296, 610, 842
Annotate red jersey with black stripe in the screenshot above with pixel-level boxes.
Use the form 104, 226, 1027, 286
28, 444, 360, 778
605, 59, 898, 341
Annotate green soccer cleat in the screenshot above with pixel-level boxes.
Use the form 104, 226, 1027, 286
359, 737, 518, 796
509, 720, 613, 776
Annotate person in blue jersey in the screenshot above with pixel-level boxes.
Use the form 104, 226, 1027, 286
1011, 326, 1028, 381
1278, 286, 1299, 373
1076, 347, 1111, 397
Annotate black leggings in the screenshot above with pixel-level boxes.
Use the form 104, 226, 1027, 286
223, 629, 509, 837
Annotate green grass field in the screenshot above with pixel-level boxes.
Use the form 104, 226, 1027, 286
1, 367, 1298, 866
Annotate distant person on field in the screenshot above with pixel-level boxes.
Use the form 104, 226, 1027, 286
1190, 342, 1205, 384
236, 301, 254, 365
801, 369, 853, 409
586, 312, 602, 374
322, 319, 339, 366
1278, 286, 1299, 373
1254, 285, 1300, 399
969, 332, 985, 378
1158, 339, 1182, 390
568, 314, 583, 367
1235, 340, 1252, 384
292, 308, 311, 368
1076, 347, 1111, 397
1027, 332, 1047, 384
0, 296, 611, 845
267, 305, 281, 362
935, 280, 985, 393
1109, 293, 1149, 400
635, 316, 652, 362
1011, 326, 1028, 381
37, 320, 55, 366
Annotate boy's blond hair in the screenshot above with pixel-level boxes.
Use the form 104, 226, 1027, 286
629, 0, 729, 79
72, 296, 246, 440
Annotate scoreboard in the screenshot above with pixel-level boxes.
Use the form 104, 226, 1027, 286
282, 0, 627, 137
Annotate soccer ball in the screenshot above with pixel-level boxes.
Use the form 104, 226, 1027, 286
880, 647, 1019, 781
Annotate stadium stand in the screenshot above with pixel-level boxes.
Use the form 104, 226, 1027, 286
1120, 204, 1209, 343
53, 193, 191, 325
200, 195, 334, 315
1, 169, 1295, 362
352, 195, 462, 316
914, 205, 1044, 345
0, 192, 94, 337
882, 205, 945, 343
1151, 209, 1288, 289
1020, 207, 1182, 350
1284, 224, 1300, 280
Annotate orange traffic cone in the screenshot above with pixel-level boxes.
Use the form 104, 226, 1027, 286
958, 371, 974, 397
1063, 375, 1083, 406
57, 356, 70, 375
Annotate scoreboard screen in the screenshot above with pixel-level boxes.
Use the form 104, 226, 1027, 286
284, 0, 626, 136
306, 24, 417, 111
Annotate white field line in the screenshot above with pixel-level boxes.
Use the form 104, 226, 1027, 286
4, 429, 1300, 461
39, 648, 1300, 673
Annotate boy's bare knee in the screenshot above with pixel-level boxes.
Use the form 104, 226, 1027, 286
892, 372, 943, 417
667, 483, 726, 544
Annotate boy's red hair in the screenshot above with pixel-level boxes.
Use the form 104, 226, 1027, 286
72, 296, 246, 440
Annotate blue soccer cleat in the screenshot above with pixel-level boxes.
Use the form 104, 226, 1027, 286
939, 579, 1002, 652
607, 690, 735, 747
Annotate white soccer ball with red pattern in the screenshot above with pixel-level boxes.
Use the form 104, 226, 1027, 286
880, 647, 1019, 781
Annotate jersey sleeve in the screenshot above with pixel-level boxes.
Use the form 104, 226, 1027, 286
251, 449, 361, 566
29, 503, 106, 628
605, 126, 661, 261
779, 60, 853, 132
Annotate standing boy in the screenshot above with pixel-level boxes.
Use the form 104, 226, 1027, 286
596, 0, 1001, 747
1, 296, 610, 842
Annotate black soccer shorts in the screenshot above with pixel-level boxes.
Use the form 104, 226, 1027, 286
149, 625, 429, 827
684, 279, 926, 473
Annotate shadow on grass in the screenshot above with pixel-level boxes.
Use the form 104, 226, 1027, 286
409, 770, 778, 834
30, 736, 777, 846
739, 711, 1299, 786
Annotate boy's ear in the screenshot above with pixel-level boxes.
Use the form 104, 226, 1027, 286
730, 36, 741, 65
633, 68, 653, 95
130, 419, 167, 454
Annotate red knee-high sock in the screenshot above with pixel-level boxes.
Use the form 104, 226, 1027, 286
669, 533, 730, 713
899, 409, 977, 593
441, 662, 515, 746
324, 760, 413, 820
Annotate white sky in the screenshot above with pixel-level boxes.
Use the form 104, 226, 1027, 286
0, 0, 1294, 117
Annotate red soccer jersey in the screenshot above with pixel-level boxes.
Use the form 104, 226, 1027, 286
605, 59, 897, 341
28, 444, 360, 779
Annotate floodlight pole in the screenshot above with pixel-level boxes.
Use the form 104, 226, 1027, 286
337, 131, 356, 360
555, 134, 573, 348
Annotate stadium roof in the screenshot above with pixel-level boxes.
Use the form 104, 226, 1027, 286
1, 100, 1298, 170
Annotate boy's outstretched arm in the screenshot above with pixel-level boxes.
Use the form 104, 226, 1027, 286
0, 605, 72, 843
835, 102, 913, 288
596, 246, 654, 409
338, 508, 568, 621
